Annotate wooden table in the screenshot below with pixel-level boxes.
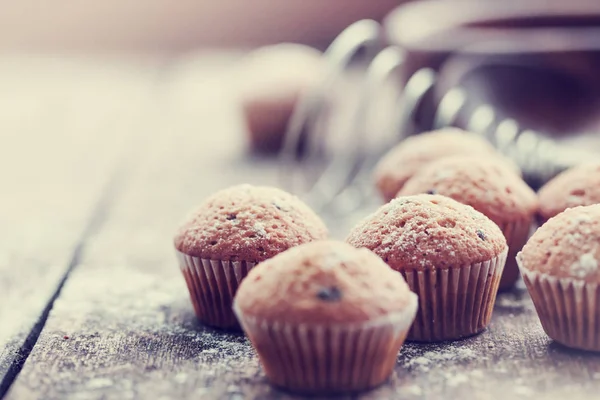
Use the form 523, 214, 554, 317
0, 54, 599, 400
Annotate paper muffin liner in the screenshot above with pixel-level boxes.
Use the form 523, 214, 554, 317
498, 217, 533, 290
177, 251, 255, 329
401, 248, 507, 342
233, 298, 418, 394
519, 263, 600, 351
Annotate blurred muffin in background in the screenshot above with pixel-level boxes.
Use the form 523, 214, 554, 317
373, 128, 519, 202
236, 43, 324, 153
538, 162, 600, 223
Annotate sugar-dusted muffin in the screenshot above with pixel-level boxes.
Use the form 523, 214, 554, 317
373, 128, 517, 202
234, 240, 417, 394
347, 194, 508, 341
174, 184, 328, 329
538, 162, 600, 222
237, 44, 324, 153
398, 156, 538, 290
517, 205, 600, 351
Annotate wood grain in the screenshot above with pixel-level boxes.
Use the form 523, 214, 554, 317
5, 55, 600, 400
0, 57, 159, 393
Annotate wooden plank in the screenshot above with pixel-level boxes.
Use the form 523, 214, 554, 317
0, 57, 160, 394
7, 54, 600, 400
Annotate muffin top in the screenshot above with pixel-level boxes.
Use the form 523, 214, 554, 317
234, 241, 417, 324
398, 156, 538, 224
174, 184, 328, 262
346, 194, 507, 270
373, 128, 511, 201
517, 205, 600, 283
238, 43, 323, 102
538, 163, 600, 221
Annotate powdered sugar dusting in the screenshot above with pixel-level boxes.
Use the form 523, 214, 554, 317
570, 252, 598, 278
573, 213, 592, 224
446, 373, 469, 387
347, 194, 506, 271
252, 222, 267, 238
513, 385, 535, 397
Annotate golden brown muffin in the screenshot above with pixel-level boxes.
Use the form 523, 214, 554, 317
234, 240, 417, 394
175, 184, 327, 261
398, 156, 538, 290
175, 184, 327, 329
538, 162, 600, 222
518, 205, 600, 351
373, 128, 516, 202
347, 194, 508, 341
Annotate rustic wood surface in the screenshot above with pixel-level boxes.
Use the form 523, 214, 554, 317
0, 57, 159, 394
1, 54, 600, 400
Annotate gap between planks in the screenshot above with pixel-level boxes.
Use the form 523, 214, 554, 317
0, 161, 132, 399
0, 54, 172, 399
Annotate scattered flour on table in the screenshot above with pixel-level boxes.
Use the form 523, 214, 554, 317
174, 373, 188, 383
403, 385, 423, 395
50, 266, 185, 326
495, 294, 528, 308
446, 373, 469, 387
513, 386, 535, 397
86, 378, 114, 389
470, 370, 485, 378
402, 346, 478, 371
443, 369, 485, 387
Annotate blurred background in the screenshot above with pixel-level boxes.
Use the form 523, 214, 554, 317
0, 1, 402, 52
3, 0, 600, 210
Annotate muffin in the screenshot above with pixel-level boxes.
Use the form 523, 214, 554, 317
237, 44, 324, 153
234, 240, 417, 394
373, 128, 518, 202
398, 156, 538, 290
538, 162, 600, 222
347, 194, 508, 341
174, 184, 328, 329
517, 205, 600, 351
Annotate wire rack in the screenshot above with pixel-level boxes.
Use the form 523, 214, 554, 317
279, 20, 598, 218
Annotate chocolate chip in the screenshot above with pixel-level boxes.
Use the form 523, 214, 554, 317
476, 229, 486, 241
316, 286, 342, 302
272, 202, 282, 210
226, 214, 237, 220
426, 188, 437, 195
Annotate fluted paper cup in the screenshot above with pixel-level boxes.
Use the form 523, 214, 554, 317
519, 264, 600, 351
234, 298, 417, 394
401, 248, 507, 342
498, 217, 533, 290
177, 251, 255, 329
